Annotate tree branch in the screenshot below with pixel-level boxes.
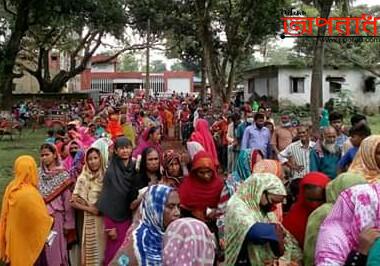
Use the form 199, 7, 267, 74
2, 0, 16, 16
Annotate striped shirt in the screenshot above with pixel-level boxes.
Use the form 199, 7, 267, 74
279, 140, 316, 180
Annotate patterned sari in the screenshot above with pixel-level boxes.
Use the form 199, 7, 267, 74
303, 172, 366, 266
224, 173, 302, 266
315, 183, 380, 265
348, 135, 380, 183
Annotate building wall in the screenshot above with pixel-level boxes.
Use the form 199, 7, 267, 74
91, 63, 115, 73
278, 68, 380, 109
167, 78, 191, 94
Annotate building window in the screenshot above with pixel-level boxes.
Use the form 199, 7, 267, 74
327, 77, 345, 94
248, 78, 255, 93
364, 76, 376, 93
290, 77, 305, 93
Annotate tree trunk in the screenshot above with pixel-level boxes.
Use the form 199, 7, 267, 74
0, 1, 31, 109
200, 56, 206, 104
310, 0, 333, 134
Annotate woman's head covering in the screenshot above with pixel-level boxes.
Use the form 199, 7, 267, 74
348, 135, 380, 183
283, 172, 330, 248
190, 119, 219, 167
0, 156, 53, 265
252, 159, 282, 179
303, 172, 366, 266
133, 185, 174, 265
91, 137, 113, 169
63, 139, 84, 172
39, 143, 72, 201
162, 150, 183, 185
178, 151, 224, 211
315, 183, 380, 265
96, 139, 137, 221
163, 218, 216, 266
232, 149, 264, 183
186, 141, 205, 161
225, 174, 301, 265
40, 143, 65, 175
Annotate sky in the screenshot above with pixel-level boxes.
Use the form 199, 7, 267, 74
100, 0, 379, 69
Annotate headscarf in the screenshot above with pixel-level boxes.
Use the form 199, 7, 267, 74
225, 173, 302, 265
162, 150, 183, 185
163, 218, 216, 266
252, 159, 283, 179
134, 185, 173, 265
315, 183, 380, 265
190, 119, 219, 167
178, 151, 224, 212
348, 135, 380, 183
63, 139, 84, 172
0, 156, 53, 265
231, 149, 264, 183
91, 137, 113, 169
303, 172, 366, 266
283, 172, 329, 247
186, 141, 205, 161
96, 137, 137, 221
132, 126, 162, 159
39, 143, 72, 203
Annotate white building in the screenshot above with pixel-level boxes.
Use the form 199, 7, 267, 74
243, 65, 380, 111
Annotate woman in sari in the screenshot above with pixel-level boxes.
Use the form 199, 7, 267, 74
112, 185, 180, 266
190, 119, 219, 167
91, 137, 113, 169
161, 149, 185, 188
283, 172, 330, 248
224, 173, 302, 266
39, 143, 75, 266
96, 137, 138, 265
303, 172, 366, 266
71, 146, 106, 265
63, 139, 84, 174
230, 149, 264, 185
348, 135, 380, 183
178, 151, 224, 224
0, 156, 53, 266
132, 126, 162, 159
163, 218, 216, 266
315, 183, 380, 265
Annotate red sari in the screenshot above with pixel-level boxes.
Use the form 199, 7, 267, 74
282, 172, 330, 247
178, 151, 224, 219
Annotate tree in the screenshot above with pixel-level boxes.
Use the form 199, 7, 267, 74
150, 59, 167, 72
171, 62, 186, 71
15, 0, 133, 94
119, 53, 139, 71
127, 0, 288, 107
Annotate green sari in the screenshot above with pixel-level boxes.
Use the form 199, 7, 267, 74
303, 172, 366, 266
224, 173, 302, 265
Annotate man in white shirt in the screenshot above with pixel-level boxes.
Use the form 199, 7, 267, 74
279, 125, 316, 180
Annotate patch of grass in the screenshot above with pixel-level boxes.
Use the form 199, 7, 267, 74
0, 129, 46, 204
368, 115, 380, 134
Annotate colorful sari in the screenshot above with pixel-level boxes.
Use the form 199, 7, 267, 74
224, 173, 302, 266
303, 172, 366, 266
282, 172, 330, 248
112, 185, 174, 266
162, 149, 184, 186
0, 156, 53, 266
231, 149, 264, 184
315, 183, 380, 265
348, 135, 380, 183
73, 147, 106, 265
39, 145, 75, 266
163, 218, 216, 266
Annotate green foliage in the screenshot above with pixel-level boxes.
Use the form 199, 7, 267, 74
143, 59, 167, 72
324, 89, 359, 118
119, 54, 139, 72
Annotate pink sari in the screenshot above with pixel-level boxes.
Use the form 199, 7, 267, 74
190, 119, 219, 167
315, 183, 380, 265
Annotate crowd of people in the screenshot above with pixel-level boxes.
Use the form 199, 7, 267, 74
1, 92, 380, 266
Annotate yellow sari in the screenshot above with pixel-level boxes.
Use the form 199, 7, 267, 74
0, 156, 53, 266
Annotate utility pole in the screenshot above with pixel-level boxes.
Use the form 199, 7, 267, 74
145, 18, 151, 99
